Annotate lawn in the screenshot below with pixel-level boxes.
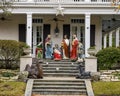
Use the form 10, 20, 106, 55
0, 81, 26, 96
0, 81, 120, 96
92, 81, 120, 96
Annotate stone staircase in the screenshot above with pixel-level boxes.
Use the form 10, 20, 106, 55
32, 79, 87, 96
42, 60, 79, 77
25, 59, 94, 96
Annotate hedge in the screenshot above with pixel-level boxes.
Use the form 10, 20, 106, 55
96, 47, 120, 70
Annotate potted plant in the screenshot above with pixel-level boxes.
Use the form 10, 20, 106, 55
87, 46, 97, 57
23, 44, 31, 55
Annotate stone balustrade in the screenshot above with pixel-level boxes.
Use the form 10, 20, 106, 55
13, 0, 112, 3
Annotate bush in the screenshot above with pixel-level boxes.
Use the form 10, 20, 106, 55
0, 40, 28, 69
19, 42, 29, 56
96, 47, 120, 70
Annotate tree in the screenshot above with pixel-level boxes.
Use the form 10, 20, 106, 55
0, 0, 13, 16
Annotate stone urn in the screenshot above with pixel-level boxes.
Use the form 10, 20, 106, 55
23, 48, 31, 55
87, 48, 97, 57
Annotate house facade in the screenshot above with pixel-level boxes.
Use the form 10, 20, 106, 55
0, 0, 120, 57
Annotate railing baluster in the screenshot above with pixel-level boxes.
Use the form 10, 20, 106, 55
13, 0, 112, 3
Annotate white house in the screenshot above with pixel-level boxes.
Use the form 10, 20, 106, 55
0, 0, 120, 58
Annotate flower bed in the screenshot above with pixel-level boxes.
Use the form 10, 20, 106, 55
0, 69, 19, 81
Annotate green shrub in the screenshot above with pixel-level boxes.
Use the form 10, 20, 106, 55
0, 40, 20, 69
0, 40, 28, 69
96, 47, 120, 70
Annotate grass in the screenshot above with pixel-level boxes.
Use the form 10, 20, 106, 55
92, 81, 120, 96
0, 80, 120, 96
0, 81, 26, 96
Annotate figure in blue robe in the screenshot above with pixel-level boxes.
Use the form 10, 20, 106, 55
45, 34, 53, 59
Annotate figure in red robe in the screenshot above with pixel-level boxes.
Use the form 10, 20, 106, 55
70, 34, 79, 60
53, 44, 62, 61
61, 35, 70, 59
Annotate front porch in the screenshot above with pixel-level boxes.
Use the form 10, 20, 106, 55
17, 14, 102, 57
1, 14, 120, 57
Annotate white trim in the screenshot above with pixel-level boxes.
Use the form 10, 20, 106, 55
26, 13, 32, 51
85, 13, 91, 57
109, 31, 113, 47
116, 28, 120, 47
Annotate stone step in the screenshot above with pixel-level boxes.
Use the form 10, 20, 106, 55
33, 79, 85, 86
43, 62, 79, 64
33, 82, 85, 86
33, 85, 86, 89
32, 89, 87, 92
43, 70, 78, 73
41, 64, 78, 67
32, 89, 87, 95
43, 59, 72, 62
42, 67, 77, 70
34, 79, 85, 82
43, 73, 77, 77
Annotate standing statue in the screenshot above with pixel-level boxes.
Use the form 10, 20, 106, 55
77, 40, 84, 62
70, 34, 79, 60
45, 34, 53, 59
61, 35, 69, 59
36, 41, 43, 59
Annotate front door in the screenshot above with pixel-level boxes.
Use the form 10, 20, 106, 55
32, 24, 43, 57
43, 24, 51, 58
63, 24, 70, 57
63, 24, 70, 39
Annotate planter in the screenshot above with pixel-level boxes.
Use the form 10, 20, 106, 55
23, 48, 31, 55
87, 49, 97, 57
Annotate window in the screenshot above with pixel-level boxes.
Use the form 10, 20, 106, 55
32, 18, 43, 23
71, 19, 85, 24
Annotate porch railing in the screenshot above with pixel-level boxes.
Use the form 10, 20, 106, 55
13, 0, 112, 3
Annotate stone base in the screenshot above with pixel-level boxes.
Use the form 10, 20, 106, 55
85, 57, 97, 72
20, 55, 32, 71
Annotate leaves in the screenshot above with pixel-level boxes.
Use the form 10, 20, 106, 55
0, 40, 26, 69
96, 47, 120, 70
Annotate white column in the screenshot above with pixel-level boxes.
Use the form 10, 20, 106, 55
109, 31, 113, 47
85, 13, 91, 57
116, 28, 120, 47
104, 34, 107, 48
85, 0, 91, 2
27, 0, 33, 2
26, 13, 32, 48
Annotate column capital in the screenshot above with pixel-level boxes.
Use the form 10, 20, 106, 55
26, 13, 33, 15
85, 13, 91, 17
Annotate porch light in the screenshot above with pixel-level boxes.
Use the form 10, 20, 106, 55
54, 24, 59, 36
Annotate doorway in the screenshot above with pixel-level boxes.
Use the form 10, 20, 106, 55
63, 24, 70, 57
63, 24, 70, 39
32, 24, 43, 57
43, 24, 51, 58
